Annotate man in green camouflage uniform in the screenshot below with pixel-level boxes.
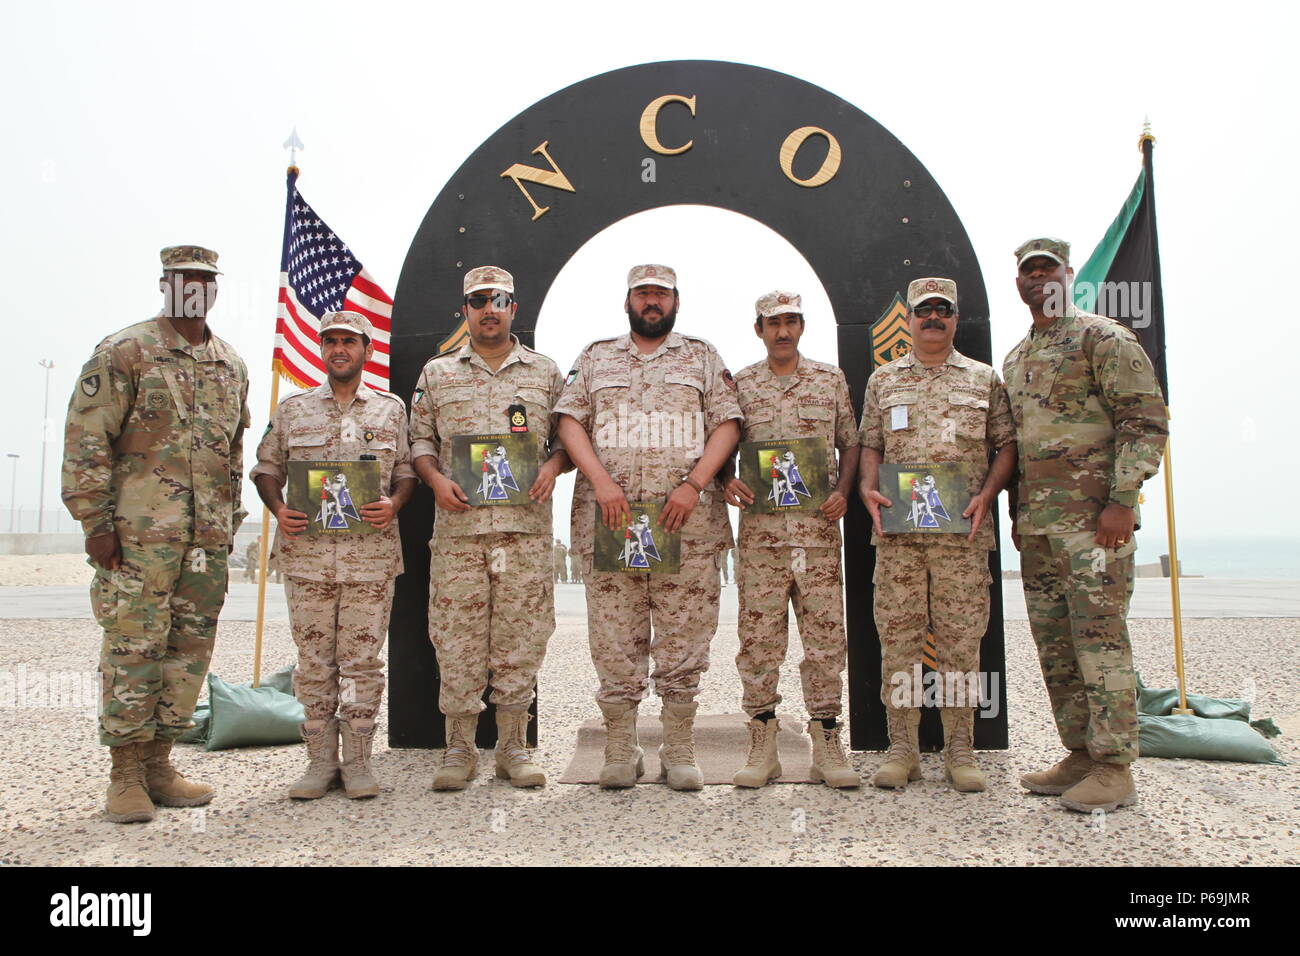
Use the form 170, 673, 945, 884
62, 245, 250, 823
410, 266, 571, 791
1003, 237, 1168, 812
723, 290, 860, 789
859, 278, 1016, 793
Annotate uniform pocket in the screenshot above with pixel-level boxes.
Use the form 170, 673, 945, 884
947, 390, 989, 442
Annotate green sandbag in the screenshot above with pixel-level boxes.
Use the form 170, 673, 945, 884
204, 670, 306, 751
1138, 714, 1283, 764
176, 665, 296, 745
1138, 687, 1251, 722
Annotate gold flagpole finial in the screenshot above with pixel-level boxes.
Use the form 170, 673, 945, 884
1139, 115, 1156, 151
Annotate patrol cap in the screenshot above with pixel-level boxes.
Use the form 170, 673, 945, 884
627, 264, 676, 290
160, 245, 222, 274
319, 310, 374, 341
464, 266, 515, 296
755, 290, 803, 318
1015, 237, 1070, 268
907, 277, 958, 309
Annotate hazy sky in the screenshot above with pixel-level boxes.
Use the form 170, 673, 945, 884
4, 0, 1297, 566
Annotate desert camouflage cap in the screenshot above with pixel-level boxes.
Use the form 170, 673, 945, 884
907, 277, 958, 309
319, 310, 374, 341
627, 264, 676, 289
463, 266, 515, 295
160, 245, 222, 274
1015, 237, 1070, 268
755, 290, 803, 318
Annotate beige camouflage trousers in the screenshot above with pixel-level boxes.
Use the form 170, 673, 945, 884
91, 541, 228, 746
1020, 531, 1139, 764
283, 576, 394, 722
873, 540, 990, 710
735, 546, 846, 720
428, 532, 554, 717
583, 540, 722, 705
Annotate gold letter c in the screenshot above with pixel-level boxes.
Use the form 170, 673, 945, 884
640, 94, 697, 156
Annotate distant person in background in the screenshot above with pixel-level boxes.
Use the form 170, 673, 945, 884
569, 551, 583, 584
62, 244, 249, 823
244, 537, 259, 582
1003, 237, 1168, 813
554, 538, 569, 583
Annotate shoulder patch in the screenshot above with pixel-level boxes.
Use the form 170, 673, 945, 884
564, 368, 578, 386
723, 369, 737, 390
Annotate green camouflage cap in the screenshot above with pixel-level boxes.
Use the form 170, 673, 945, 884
319, 309, 374, 341
463, 266, 515, 295
160, 244, 222, 274
907, 277, 957, 309
755, 290, 803, 318
627, 263, 676, 289
1015, 237, 1070, 268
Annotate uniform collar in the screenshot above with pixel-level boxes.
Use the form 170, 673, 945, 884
898, 347, 970, 370
755, 351, 805, 387
1028, 301, 1080, 339
313, 380, 370, 403
456, 333, 531, 370
614, 331, 685, 355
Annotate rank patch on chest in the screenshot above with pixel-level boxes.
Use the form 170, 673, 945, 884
508, 403, 528, 433
147, 391, 168, 410
364, 429, 375, 443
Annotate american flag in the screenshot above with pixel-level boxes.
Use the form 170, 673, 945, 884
275, 168, 392, 391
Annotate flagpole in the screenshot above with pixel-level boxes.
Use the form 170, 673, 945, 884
1137, 120, 1191, 715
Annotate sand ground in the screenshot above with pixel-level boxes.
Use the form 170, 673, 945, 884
0, 568, 1295, 866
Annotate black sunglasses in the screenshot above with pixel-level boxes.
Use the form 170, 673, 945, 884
913, 303, 955, 318
466, 292, 514, 311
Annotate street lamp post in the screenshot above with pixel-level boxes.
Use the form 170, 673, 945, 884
38, 359, 54, 533
6, 453, 19, 533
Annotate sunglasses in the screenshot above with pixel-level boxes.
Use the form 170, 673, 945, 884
913, 303, 954, 318
466, 292, 514, 311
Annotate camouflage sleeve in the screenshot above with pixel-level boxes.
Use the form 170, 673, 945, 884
60, 342, 134, 537
546, 361, 568, 458
553, 347, 593, 428
833, 368, 859, 450
702, 343, 743, 433
230, 367, 251, 538
390, 399, 415, 485
987, 372, 1016, 451
1093, 329, 1169, 502
857, 372, 884, 452
249, 400, 289, 485
408, 364, 439, 461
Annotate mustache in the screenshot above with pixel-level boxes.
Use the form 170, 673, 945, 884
921, 319, 946, 330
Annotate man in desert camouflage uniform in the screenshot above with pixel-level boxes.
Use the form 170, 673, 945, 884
556, 264, 742, 791
858, 277, 1016, 793
62, 244, 250, 823
252, 310, 415, 800
410, 266, 570, 791
554, 538, 569, 583
1004, 238, 1168, 812
723, 290, 860, 789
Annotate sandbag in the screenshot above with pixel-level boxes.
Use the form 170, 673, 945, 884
1138, 714, 1284, 764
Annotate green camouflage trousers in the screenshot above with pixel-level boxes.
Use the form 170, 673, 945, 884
1020, 531, 1139, 764
735, 546, 846, 720
91, 540, 228, 746
428, 532, 554, 717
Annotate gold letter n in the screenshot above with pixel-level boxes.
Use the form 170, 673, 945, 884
500, 141, 575, 221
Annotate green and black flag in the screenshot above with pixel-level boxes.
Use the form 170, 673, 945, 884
1073, 127, 1168, 399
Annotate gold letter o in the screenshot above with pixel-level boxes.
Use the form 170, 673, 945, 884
779, 126, 842, 188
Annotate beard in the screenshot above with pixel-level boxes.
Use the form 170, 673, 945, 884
626, 301, 678, 338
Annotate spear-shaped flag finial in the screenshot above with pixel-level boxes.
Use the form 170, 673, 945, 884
283, 127, 305, 171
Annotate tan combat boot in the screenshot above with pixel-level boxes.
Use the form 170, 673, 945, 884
339, 718, 381, 799
289, 719, 340, 799
431, 714, 479, 791
871, 707, 922, 789
598, 701, 644, 789
659, 701, 704, 791
808, 719, 860, 788
106, 742, 155, 823
1059, 762, 1138, 812
733, 716, 781, 788
145, 738, 215, 807
1019, 750, 1094, 794
495, 709, 545, 788
940, 708, 986, 793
